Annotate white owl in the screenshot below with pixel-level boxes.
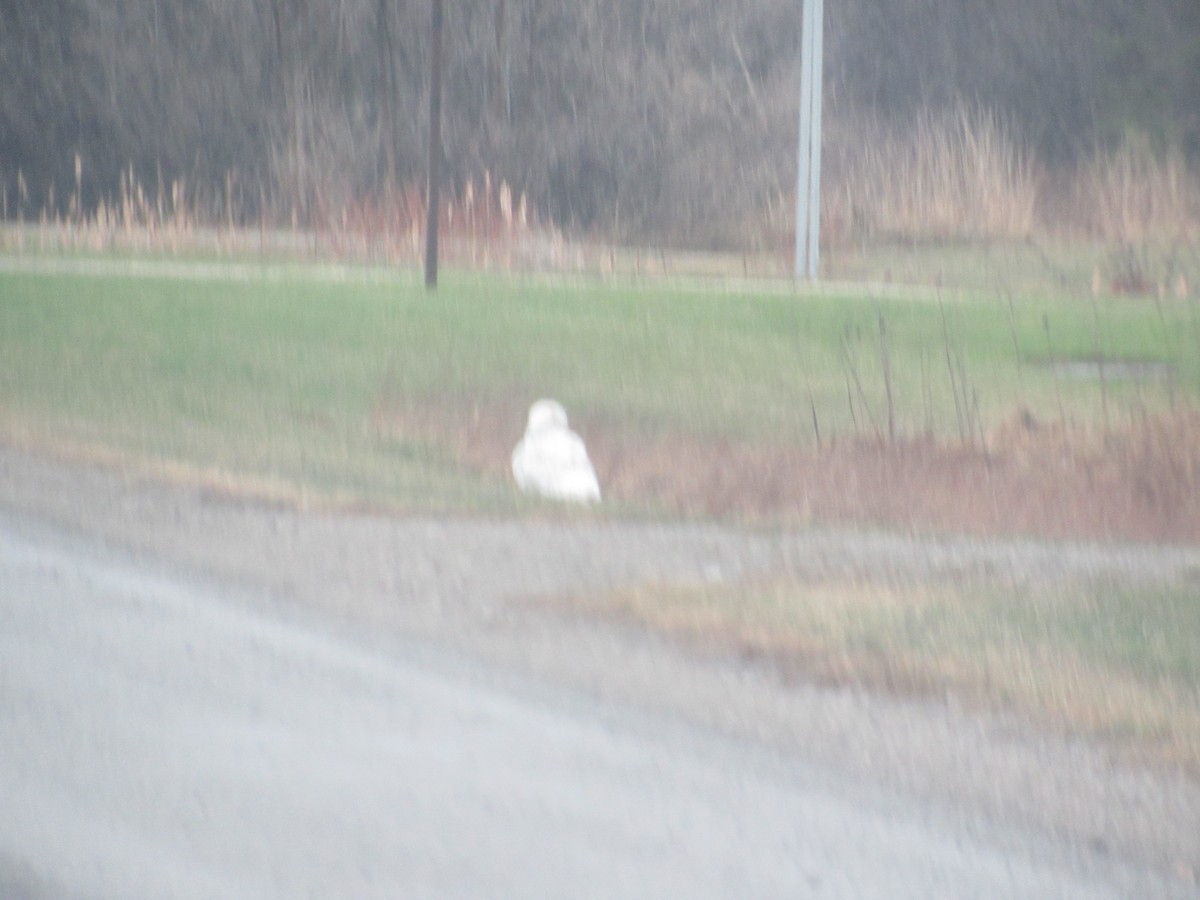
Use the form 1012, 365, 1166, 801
511, 399, 601, 503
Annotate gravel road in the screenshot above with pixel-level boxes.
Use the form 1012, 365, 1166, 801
1, 445, 1198, 896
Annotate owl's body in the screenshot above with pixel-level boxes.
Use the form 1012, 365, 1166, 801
511, 399, 601, 503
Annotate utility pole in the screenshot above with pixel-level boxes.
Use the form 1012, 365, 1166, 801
424, 0, 445, 290
795, 0, 824, 281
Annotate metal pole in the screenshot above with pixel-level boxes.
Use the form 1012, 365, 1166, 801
795, 0, 812, 280
806, 0, 824, 279
795, 0, 823, 281
424, 0, 444, 290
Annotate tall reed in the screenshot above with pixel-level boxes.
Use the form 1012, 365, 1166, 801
826, 102, 1037, 243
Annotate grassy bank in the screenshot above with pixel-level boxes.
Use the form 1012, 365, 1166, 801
0, 259, 1197, 516
2, 255, 1197, 769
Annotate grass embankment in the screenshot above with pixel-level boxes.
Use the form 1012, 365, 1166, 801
0, 268, 515, 510
1, 258, 1197, 767
1, 262, 1196, 514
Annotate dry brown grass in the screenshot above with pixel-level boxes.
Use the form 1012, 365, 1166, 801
824, 103, 1039, 244
9, 120, 1199, 286
561, 575, 1200, 774
1072, 138, 1200, 245
819, 106, 1200, 264
2, 162, 573, 270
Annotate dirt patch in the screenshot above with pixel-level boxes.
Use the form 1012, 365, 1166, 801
373, 399, 1200, 545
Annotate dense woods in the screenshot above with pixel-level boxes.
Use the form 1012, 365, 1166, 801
2, 0, 1198, 249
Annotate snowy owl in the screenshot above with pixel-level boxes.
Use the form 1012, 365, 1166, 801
511, 399, 601, 503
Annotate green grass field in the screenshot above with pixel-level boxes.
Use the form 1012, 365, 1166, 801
2, 260, 1197, 514
2, 254, 1197, 769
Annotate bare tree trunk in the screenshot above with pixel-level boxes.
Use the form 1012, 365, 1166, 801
378, 0, 397, 187
489, 0, 508, 121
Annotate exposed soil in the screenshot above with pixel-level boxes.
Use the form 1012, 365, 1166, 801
375, 399, 1200, 545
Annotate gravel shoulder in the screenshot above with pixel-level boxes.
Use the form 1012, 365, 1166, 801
2, 443, 1198, 890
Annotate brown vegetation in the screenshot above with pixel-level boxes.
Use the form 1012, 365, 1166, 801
6, 2, 1199, 253
823, 105, 1039, 244
376, 398, 1200, 545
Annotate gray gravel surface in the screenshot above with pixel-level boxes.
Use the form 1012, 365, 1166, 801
1, 445, 1198, 896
